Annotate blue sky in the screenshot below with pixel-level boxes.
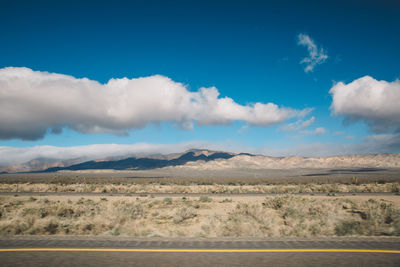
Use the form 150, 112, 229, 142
0, 0, 399, 162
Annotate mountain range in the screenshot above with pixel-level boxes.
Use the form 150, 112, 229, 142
1, 149, 400, 173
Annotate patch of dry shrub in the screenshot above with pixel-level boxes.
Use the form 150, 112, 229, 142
0, 195, 399, 237
173, 208, 197, 224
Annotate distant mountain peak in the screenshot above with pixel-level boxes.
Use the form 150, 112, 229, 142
40, 149, 236, 172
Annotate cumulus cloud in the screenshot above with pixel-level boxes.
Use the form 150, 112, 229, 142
0, 67, 311, 140
280, 116, 315, 132
329, 75, 400, 133
297, 33, 328, 72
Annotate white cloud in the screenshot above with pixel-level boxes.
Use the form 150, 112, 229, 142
314, 127, 326, 135
297, 33, 328, 72
329, 75, 400, 133
0, 67, 312, 140
280, 116, 315, 132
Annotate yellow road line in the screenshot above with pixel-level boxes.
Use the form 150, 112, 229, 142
0, 248, 399, 253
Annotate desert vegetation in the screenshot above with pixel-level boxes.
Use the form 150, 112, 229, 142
1, 169, 400, 186
1, 182, 399, 194
0, 195, 399, 237
1, 171, 398, 238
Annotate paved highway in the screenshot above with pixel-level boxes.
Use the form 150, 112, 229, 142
0, 237, 399, 266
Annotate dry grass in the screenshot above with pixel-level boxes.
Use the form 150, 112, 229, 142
1, 182, 399, 194
1, 172, 399, 186
0, 195, 399, 237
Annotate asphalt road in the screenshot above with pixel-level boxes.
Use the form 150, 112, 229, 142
0, 237, 399, 267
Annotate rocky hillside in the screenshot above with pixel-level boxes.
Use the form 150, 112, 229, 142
1, 149, 399, 173
171, 153, 400, 170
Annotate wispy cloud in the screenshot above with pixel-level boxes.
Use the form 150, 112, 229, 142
300, 127, 327, 135
314, 127, 326, 135
0, 67, 312, 140
297, 33, 328, 72
0, 142, 211, 167
280, 116, 315, 132
1, 132, 399, 168
256, 133, 400, 157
